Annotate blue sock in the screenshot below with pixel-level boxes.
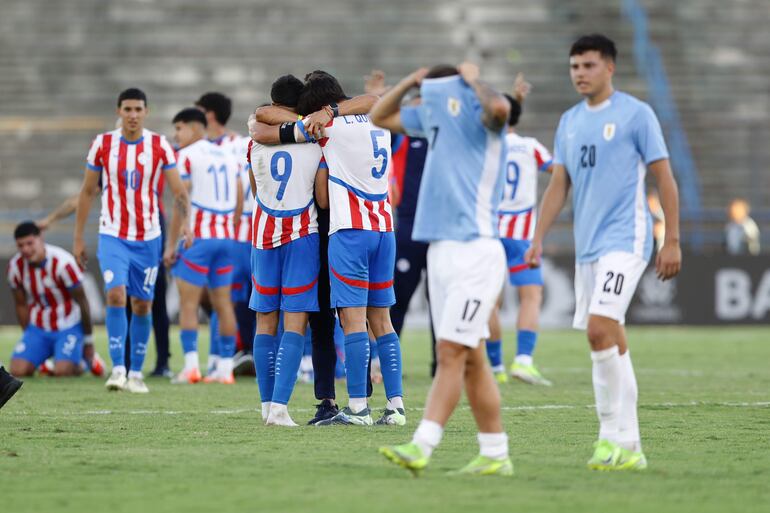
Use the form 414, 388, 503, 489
369, 337, 379, 360
209, 313, 220, 357
253, 333, 278, 402
129, 313, 152, 373
376, 333, 402, 400
181, 329, 198, 354
344, 332, 370, 399
272, 331, 305, 405
516, 330, 537, 357
486, 339, 503, 368
334, 320, 346, 379
105, 306, 127, 367
220, 335, 236, 359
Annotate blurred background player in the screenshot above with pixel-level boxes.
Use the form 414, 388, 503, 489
526, 34, 681, 471
372, 62, 513, 476
7, 222, 97, 377
167, 108, 242, 385
194, 92, 255, 376
73, 88, 190, 393
486, 74, 553, 386
725, 198, 760, 256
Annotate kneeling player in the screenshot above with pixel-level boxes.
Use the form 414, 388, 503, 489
8, 222, 94, 378
167, 108, 242, 384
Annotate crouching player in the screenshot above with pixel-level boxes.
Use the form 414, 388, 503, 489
7, 222, 95, 377
167, 108, 242, 384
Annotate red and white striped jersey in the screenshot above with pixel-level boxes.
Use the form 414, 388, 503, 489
316, 114, 394, 235
86, 129, 176, 242
498, 132, 553, 240
7, 245, 84, 332
248, 139, 322, 249
211, 133, 253, 243
178, 139, 240, 240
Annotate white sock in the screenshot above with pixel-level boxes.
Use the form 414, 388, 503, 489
112, 365, 126, 375
514, 354, 533, 366
478, 432, 509, 460
218, 357, 234, 376
299, 355, 313, 372
492, 364, 505, 373
206, 355, 220, 371
618, 351, 641, 452
387, 396, 404, 410
348, 397, 368, 413
184, 351, 199, 371
127, 370, 143, 380
412, 419, 444, 458
269, 403, 287, 415
261, 402, 272, 420
591, 346, 622, 443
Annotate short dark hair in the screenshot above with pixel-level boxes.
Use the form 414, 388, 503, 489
117, 88, 147, 108
270, 75, 304, 108
425, 64, 459, 80
570, 34, 617, 62
172, 107, 208, 127
296, 71, 347, 116
14, 221, 40, 240
195, 92, 232, 125
503, 94, 522, 127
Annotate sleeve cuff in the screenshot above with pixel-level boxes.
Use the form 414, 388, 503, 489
162, 162, 176, 170
539, 159, 553, 172
87, 163, 103, 172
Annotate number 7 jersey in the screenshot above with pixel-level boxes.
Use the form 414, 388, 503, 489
248, 140, 323, 249
317, 114, 394, 235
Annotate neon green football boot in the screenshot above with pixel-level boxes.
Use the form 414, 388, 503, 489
587, 439, 622, 471
616, 447, 648, 471
450, 455, 514, 476
494, 371, 509, 384
510, 362, 552, 386
379, 442, 429, 476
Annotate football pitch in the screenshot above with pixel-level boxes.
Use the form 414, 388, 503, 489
1, 326, 768, 513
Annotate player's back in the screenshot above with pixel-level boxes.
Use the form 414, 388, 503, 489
320, 114, 393, 235
498, 132, 552, 241
178, 139, 240, 240
212, 133, 254, 242
405, 75, 506, 243
249, 140, 322, 249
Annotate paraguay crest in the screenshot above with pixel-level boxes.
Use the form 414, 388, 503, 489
603, 122, 616, 141
448, 97, 461, 117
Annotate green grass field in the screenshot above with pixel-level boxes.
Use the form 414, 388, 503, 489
1, 326, 769, 513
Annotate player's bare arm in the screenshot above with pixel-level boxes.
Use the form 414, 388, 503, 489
314, 165, 329, 210
248, 114, 282, 145
70, 284, 94, 362
11, 287, 29, 330
304, 94, 380, 138
234, 179, 244, 222
525, 164, 571, 267
649, 158, 681, 281
512, 72, 532, 105
248, 161, 257, 199
458, 62, 510, 132
73, 166, 101, 269
163, 166, 192, 267
37, 194, 78, 230
369, 67, 428, 133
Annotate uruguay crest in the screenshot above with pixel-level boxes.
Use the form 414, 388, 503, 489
448, 97, 461, 117
603, 123, 616, 141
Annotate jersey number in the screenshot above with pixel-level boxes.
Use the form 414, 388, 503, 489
121, 169, 141, 191
580, 145, 596, 168
429, 126, 439, 148
602, 271, 624, 295
461, 299, 482, 322
370, 130, 388, 179
207, 164, 230, 201
506, 161, 520, 199
270, 151, 293, 200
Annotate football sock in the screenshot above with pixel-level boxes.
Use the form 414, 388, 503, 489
618, 350, 641, 452
377, 332, 403, 401
271, 331, 304, 405
486, 339, 503, 368
516, 330, 537, 360
218, 335, 236, 376
105, 306, 127, 368
412, 419, 444, 458
478, 432, 509, 460
209, 313, 220, 357
253, 333, 277, 403
344, 331, 370, 401
129, 313, 152, 374
387, 396, 404, 410
591, 346, 622, 442
369, 336, 379, 360
180, 329, 198, 368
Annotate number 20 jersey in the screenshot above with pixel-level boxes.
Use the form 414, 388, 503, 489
317, 114, 394, 236
248, 140, 323, 249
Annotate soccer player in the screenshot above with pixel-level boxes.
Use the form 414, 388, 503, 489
0, 364, 23, 410
487, 76, 553, 386
371, 62, 513, 476
8, 222, 93, 377
166, 108, 242, 384
195, 92, 255, 376
74, 88, 190, 393
525, 34, 681, 470
247, 75, 327, 426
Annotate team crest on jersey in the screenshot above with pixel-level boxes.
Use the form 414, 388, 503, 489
137, 153, 147, 165
603, 123, 616, 141
447, 97, 461, 117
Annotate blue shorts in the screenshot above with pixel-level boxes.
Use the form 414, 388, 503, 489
249, 233, 320, 313
172, 238, 235, 289
12, 324, 84, 366
97, 234, 162, 300
231, 241, 252, 303
501, 238, 543, 287
329, 230, 396, 308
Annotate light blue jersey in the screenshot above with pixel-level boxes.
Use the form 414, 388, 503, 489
554, 91, 668, 263
401, 75, 506, 242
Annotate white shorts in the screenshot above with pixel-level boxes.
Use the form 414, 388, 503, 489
573, 251, 648, 330
427, 238, 506, 348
